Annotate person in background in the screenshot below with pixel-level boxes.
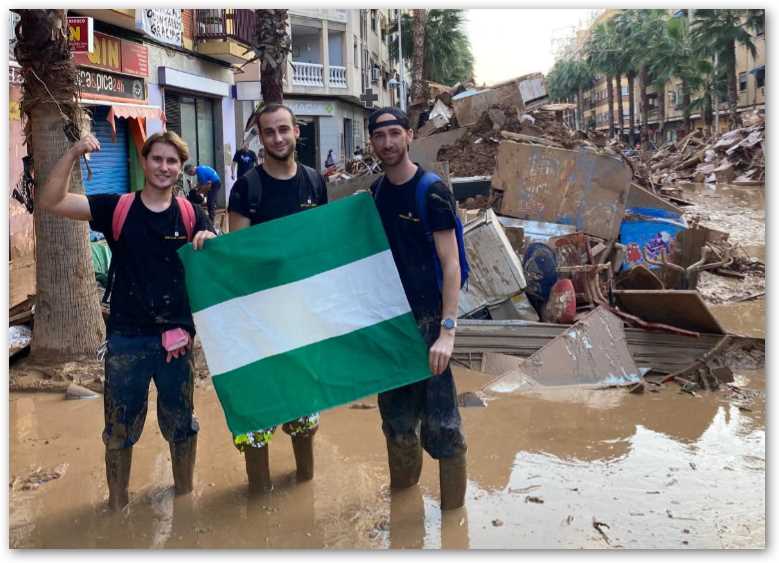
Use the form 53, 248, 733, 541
231, 139, 258, 180
184, 163, 221, 222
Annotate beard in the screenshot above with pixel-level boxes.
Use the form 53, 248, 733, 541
264, 142, 296, 163
377, 142, 408, 167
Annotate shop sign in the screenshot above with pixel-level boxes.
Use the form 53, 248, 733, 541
77, 68, 146, 102
67, 16, 94, 53
73, 32, 149, 78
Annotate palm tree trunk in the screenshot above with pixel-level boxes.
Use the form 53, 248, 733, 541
682, 78, 692, 133
627, 72, 636, 147
408, 9, 428, 129
616, 73, 625, 141
411, 10, 427, 101
657, 82, 666, 143
15, 9, 105, 360
30, 109, 105, 359
726, 40, 740, 129
639, 65, 649, 155
606, 74, 615, 138
253, 10, 290, 104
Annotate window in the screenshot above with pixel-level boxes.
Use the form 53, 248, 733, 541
370, 9, 377, 33
621, 86, 628, 97
739, 72, 748, 92
755, 67, 765, 88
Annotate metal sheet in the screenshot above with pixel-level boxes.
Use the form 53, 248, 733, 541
493, 142, 632, 241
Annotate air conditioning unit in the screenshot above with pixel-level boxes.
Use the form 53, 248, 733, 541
371, 66, 381, 83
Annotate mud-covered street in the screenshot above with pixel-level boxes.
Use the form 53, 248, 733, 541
9, 362, 765, 549
9, 181, 766, 549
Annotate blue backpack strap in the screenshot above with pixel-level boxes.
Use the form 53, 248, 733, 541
370, 175, 385, 200
414, 171, 470, 291
414, 171, 441, 236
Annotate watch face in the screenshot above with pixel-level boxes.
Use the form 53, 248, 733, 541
443, 318, 455, 330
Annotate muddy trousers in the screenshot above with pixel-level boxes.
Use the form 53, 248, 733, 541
103, 333, 200, 507
379, 367, 468, 510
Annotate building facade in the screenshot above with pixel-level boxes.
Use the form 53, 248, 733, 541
234, 9, 404, 175
577, 9, 765, 144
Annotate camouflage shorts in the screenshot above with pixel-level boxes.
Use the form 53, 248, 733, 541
233, 413, 320, 451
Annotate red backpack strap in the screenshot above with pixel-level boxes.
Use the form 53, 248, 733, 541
175, 196, 196, 241
111, 192, 136, 241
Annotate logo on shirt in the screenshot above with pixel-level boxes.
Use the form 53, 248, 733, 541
398, 212, 420, 223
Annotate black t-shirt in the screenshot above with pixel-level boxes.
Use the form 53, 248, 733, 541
88, 193, 214, 336
233, 148, 257, 178
228, 164, 328, 226
373, 166, 456, 320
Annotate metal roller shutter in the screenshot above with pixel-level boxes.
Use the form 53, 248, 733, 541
164, 92, 182, 136
81, 105, 130, 195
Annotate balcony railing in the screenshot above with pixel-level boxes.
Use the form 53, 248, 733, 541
292, 61, 324, 87
329, 65, 347, 88
195, 9, 255, 46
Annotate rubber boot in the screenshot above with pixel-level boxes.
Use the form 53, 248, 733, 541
245, 446, 272, 494
439, 452, 467, 511
291, 433, 315, 482
105, 447, 132, 511
170, 434, 197, 496
386, 438, 423, 489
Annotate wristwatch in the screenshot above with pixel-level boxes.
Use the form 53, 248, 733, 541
441, 318, 457, 331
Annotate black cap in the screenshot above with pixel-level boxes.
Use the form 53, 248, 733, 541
368, 106, 410, 135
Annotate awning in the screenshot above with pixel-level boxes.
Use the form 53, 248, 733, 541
106, 103, 164, 141
80, 99, 165, 140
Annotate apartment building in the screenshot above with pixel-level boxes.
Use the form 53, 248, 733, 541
234, 9, 404, 172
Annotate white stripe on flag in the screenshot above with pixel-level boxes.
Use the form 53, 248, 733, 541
193, 250, 413, 376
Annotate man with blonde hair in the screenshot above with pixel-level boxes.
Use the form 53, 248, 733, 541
40, 130, 216, 510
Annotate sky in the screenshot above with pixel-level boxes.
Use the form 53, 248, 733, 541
464, 9, 599, 86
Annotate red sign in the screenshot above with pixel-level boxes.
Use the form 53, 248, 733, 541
121, 41, 149, 78
67, 17, 94, 54
73, 31, 148, 78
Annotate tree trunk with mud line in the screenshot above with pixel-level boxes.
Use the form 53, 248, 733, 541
14, 9, 105, 361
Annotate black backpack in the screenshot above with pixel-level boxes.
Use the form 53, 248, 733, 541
243, 164, 327, 223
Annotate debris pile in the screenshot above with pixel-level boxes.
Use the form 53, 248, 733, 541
394, 73, 764, 395
647, 120, 765, 188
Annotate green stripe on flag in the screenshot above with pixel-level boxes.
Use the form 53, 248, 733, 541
211, 313, 431, 436
178, 193, 388, 312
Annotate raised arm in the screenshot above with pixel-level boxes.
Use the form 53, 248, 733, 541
38, 134, 100, 221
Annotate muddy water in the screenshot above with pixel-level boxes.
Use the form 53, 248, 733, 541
679, 183, 765, 249
9, 365, 764, 549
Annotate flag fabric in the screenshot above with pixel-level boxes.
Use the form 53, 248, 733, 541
178, 193, 432, 436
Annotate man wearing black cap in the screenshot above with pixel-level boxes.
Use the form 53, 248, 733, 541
368, 107, 467, 511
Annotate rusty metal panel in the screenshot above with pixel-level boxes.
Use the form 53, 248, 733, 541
613, 290, 725, 335
493, 142, 632, 241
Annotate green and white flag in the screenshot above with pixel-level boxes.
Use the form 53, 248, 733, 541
178, 193, 431, 436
